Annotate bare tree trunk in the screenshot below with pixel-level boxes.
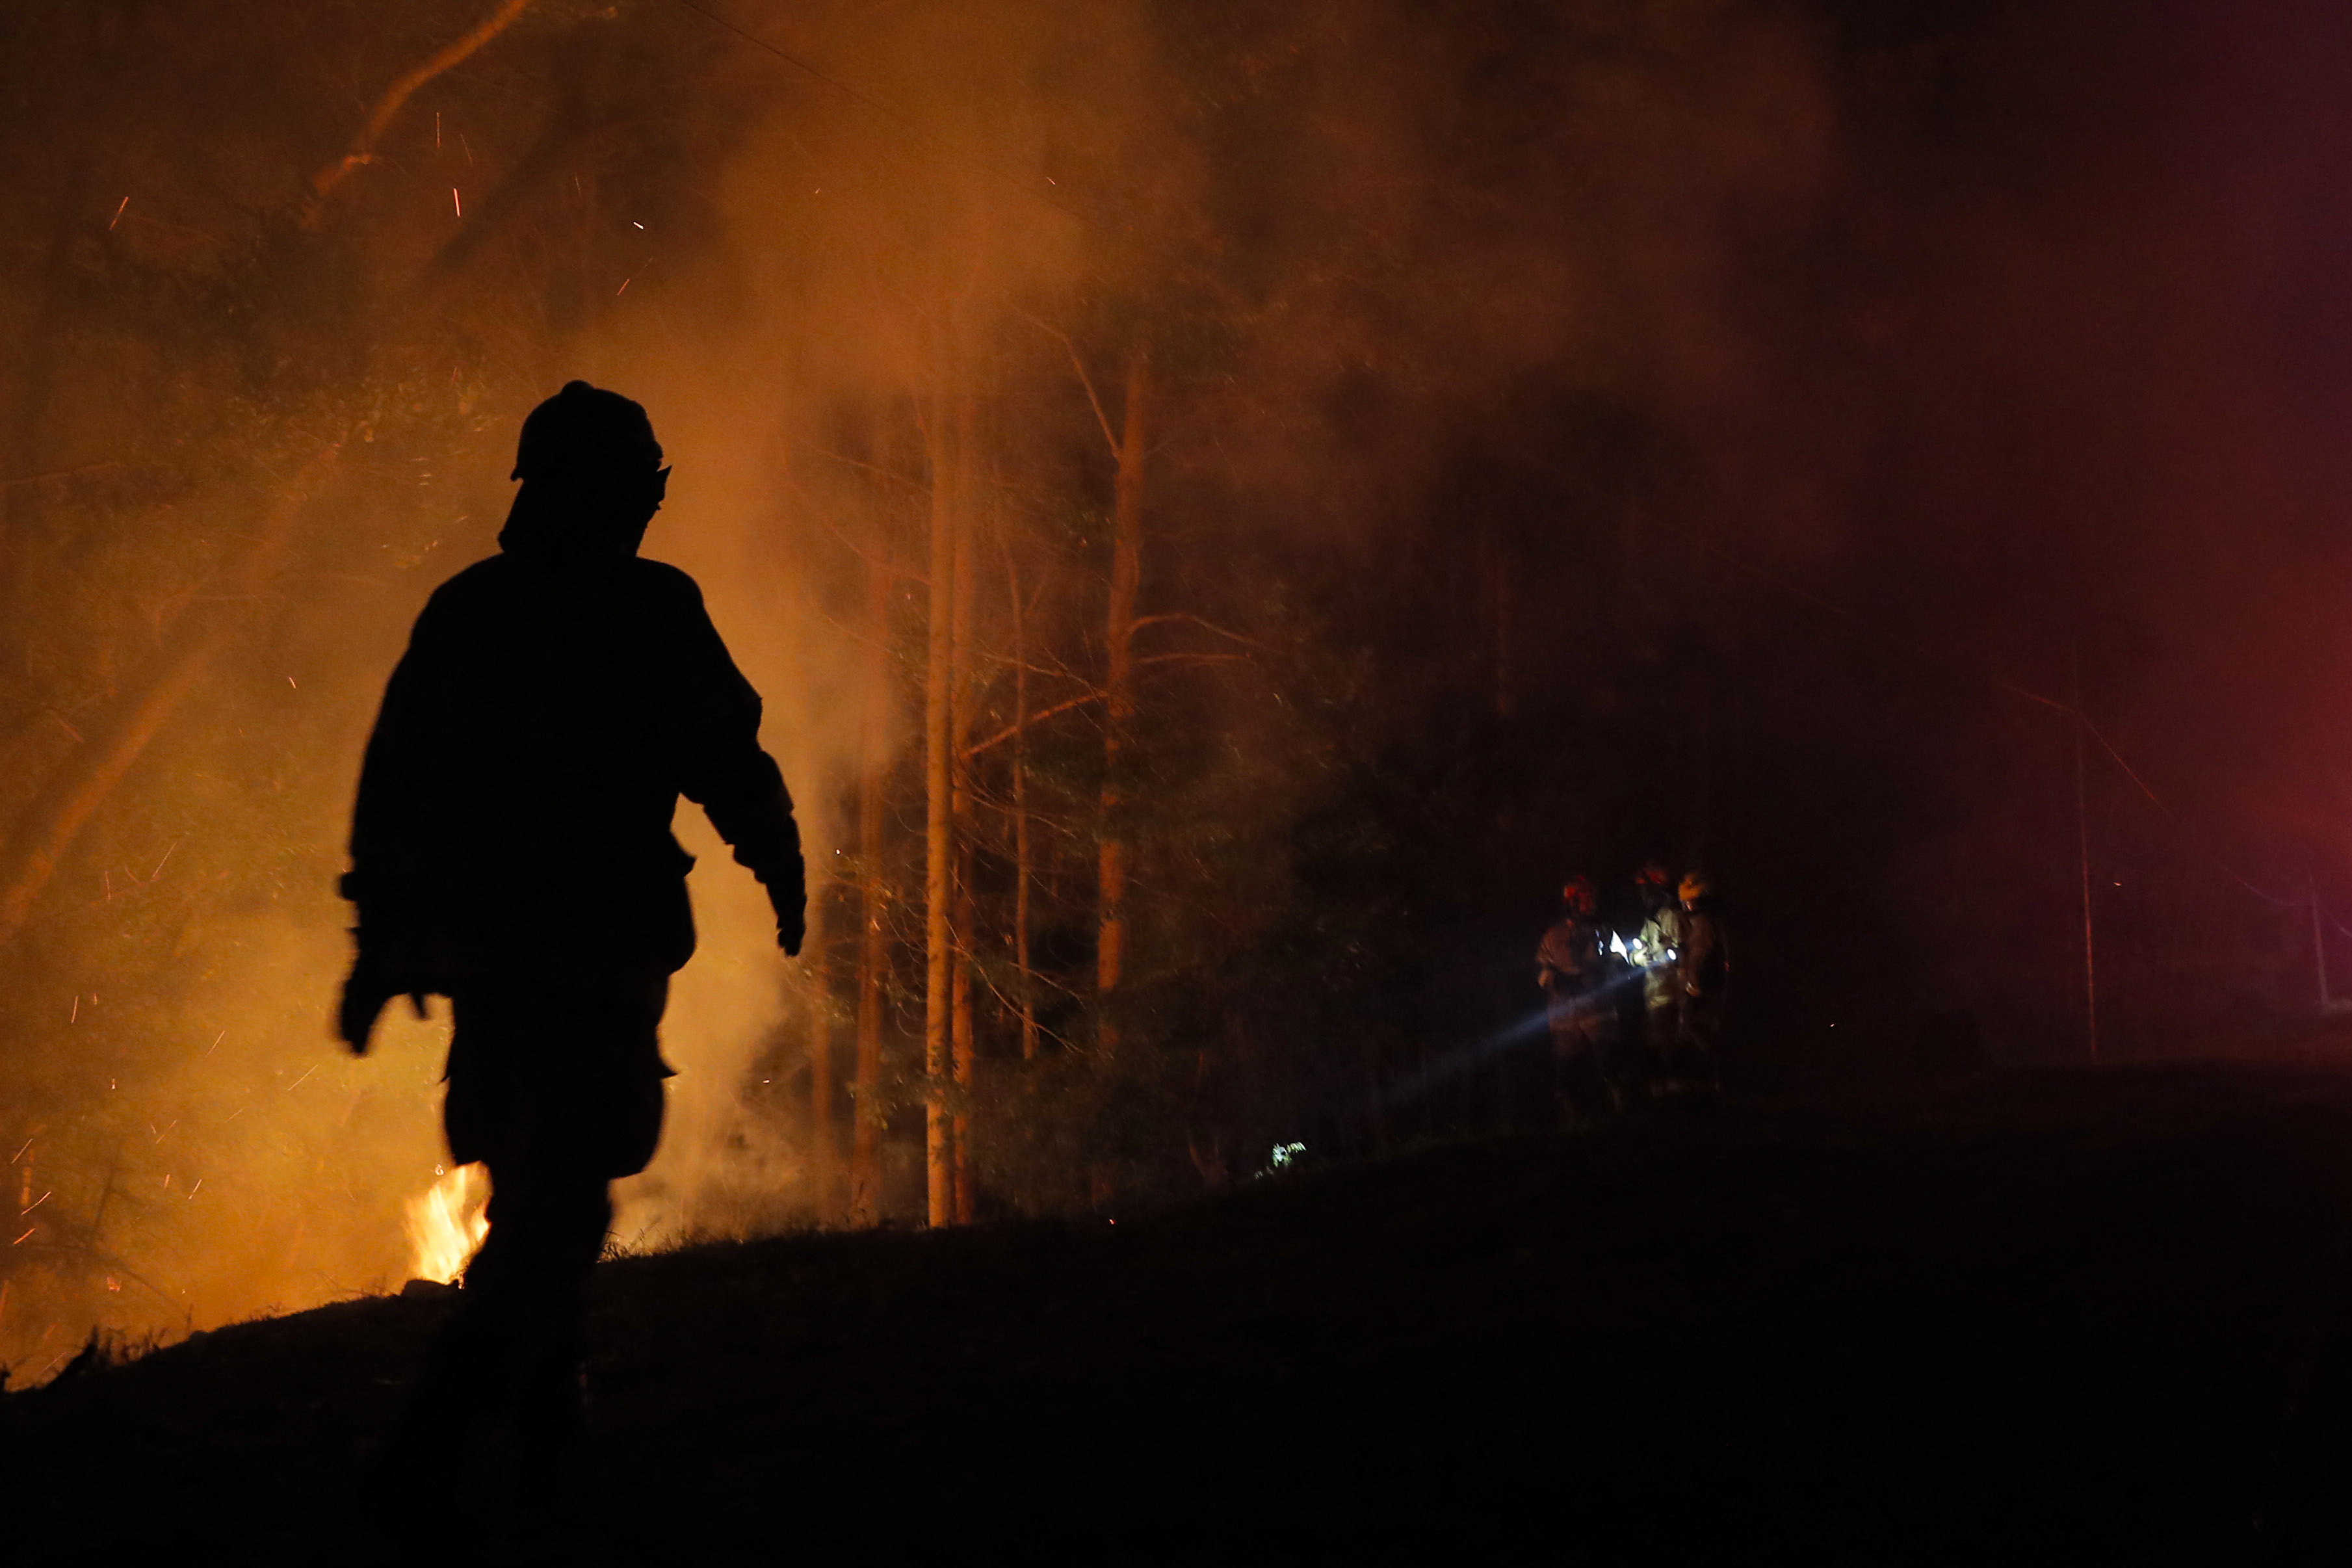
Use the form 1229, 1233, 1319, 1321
850, 555, 889, 1228
0, 441, 342, 949
922, 391, 959, 1227
948, 395, 980, 1224
1095, 348, 1150, 1052
951, 839, 976, 1223
1005, 537, 1039, 1062
805, 870, 835, 1222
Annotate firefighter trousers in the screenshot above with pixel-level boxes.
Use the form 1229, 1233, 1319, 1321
397, 973, 671, 1455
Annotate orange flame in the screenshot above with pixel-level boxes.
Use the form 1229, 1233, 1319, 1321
404, 1162, 489, 1285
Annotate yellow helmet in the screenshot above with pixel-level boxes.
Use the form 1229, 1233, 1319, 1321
1678, 872, 1711, 903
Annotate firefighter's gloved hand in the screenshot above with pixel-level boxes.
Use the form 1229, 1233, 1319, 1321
762, 867, 805, 956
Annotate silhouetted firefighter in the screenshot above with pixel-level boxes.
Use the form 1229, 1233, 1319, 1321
1616, 860, 1682, 1097
1537, 874, 1621, 1124
1668, 872, 1728, 1091
335, 382, 806, 1495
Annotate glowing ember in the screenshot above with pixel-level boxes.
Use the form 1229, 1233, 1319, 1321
404, 1163, 489, 1285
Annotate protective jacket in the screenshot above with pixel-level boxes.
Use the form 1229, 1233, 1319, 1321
1677, 900, 1729, 1000
344, 546, 803, 986
1636, 902, 1684, 1010
1537, 917, 1606, 997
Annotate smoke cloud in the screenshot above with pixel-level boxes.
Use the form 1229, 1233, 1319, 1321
4, 0, 2348, 1372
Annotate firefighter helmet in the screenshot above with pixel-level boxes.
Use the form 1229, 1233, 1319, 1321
1636, 861, 1672, 890
512, 380, 665, 482
1678, 872, 1711, 904
1561, 875, 1597, 915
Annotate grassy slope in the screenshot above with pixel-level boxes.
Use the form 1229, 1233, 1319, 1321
9, 1062, 2352, 1563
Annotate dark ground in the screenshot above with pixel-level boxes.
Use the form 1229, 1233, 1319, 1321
13, 1061, 2352, 1563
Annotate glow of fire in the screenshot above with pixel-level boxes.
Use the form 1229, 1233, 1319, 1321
404, 1162, 489, 1285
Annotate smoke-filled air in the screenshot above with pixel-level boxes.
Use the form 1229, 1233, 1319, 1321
4, 0, 2349, 1379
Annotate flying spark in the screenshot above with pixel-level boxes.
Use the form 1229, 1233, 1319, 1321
109, 196, 128, 229
452, 187, 462, 218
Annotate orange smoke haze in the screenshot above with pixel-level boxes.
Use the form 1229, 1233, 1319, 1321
11, 0, 2352, 1378
5, 0, 1822, 1369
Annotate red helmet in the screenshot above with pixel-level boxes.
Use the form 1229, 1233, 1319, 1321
1560, 875, 1597, 916
1635, 862, 1672, 889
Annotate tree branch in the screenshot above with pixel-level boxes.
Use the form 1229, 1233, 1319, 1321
1129, 610, 1270, 651
793, 439, 932, 495
961, 688, 1104, 761
306, 0, 539, 220
1010, 307, 1120, 463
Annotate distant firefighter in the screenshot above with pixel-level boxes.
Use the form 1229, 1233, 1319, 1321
337, 382, 807, 1502
1537, 875, 1621, 1123
1670, 872, 1729, 1090
1626, 861, 1684, 1081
